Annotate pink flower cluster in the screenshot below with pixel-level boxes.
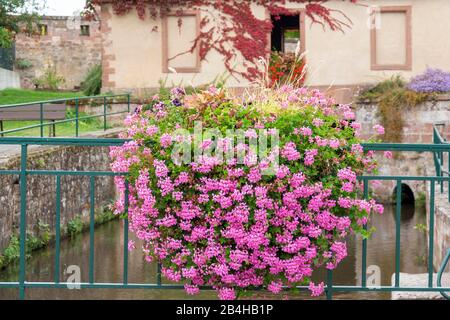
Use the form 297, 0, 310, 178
110, 86, 383, 300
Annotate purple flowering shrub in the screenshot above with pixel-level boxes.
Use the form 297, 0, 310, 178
110, 86, 384, 300
408, 68, 450, 93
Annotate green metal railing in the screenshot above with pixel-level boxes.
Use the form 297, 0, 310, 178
0, 94, 131, 137
0, 44, 15, 71
433, 123, 450, 202
0, 128, 449, 300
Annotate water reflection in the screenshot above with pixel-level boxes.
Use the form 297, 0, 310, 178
0, 205, 427, 300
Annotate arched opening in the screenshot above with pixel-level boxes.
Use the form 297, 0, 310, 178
392, 183, 416, 221
392, 183, 415, 204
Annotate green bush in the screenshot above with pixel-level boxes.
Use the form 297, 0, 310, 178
0, 235, 20, 268
81, 64, 102, 96
15, 58, 33, 70
33, 66, 66, 91
66, 216, 83, 238
358, 75, 429, 142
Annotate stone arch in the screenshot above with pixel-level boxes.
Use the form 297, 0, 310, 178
392, 183, 415, 204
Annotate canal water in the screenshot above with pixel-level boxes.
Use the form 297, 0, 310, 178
0, 204, 427, 300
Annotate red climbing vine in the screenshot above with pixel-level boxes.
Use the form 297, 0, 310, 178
86, 0, 358, 81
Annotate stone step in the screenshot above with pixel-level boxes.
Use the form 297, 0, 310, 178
391, 272, 450, 300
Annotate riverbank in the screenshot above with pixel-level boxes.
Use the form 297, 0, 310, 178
0, 128, 125, 265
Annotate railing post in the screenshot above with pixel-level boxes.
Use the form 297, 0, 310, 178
89, 176, 95, 284
440, 151, 444, 193
326, 269, 333, 300
394, 180, 402, 287
157, 263, 162, 287
54, 175, 61, 284
75, 98, 79, 137
40, 103, 44, 138
123, 181, 129, 285
18, 144, 28, 300
361, 179, 368, 287
103, 96, 107, 131
428, 180, 435, 287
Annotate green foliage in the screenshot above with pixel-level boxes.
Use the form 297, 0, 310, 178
359, 75, 406, 101
66, 216, 83, 238
0, 0, 45, 48
37, 219, 51, 245
66, 210, 117, 238
65, 109, 98, 126
157, 71, 230, 101
33, 66, 66, 91
358, 75, 429, 142
0, 209, 117, 269
0, 221, 51, 269
95, 210, 117, 225
15, 58, 33, 69
81, 64, 102, 96
0, 235, 20, 268
415, 192, 426, 209
414, 223, 427, 234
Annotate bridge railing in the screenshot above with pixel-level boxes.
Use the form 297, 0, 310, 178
0, 137, 449, 300
0, 93, 131, 137
433, 123, 450, 202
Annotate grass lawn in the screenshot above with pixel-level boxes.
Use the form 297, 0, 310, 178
0, 119, 112, 137
0, 88, 84, 105
0, 88, 114, 137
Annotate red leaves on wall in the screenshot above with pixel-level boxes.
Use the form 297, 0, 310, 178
86, 0, 357, 82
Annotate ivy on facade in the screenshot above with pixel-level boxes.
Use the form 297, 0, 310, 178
86, 0, 358, 81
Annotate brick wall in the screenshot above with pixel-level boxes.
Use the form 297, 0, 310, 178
355, 95, 450, 201
14, 16, 102, 90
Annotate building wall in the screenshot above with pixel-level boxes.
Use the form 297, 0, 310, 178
0, 68, 20, 90
100, 0, 450, 94
15, 16, 102, 90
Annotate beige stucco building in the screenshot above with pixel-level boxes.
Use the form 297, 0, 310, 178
99, 0, 450, 100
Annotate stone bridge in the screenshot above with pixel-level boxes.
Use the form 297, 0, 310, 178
355, 95, 450, 203
355, 95, 450, 272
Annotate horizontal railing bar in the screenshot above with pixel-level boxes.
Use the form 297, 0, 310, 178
361, 143, 450, 150
358, 176, 450, 181
0, 110, 129, 135
0, 172, 449, 181
26, 170, 127, 176
0, 170, 20, 175
0, 137, 129, 146
0, 282, 449, 293
0, 94, 131, 109
0, 122, 52, 135
0, 139, 449, 151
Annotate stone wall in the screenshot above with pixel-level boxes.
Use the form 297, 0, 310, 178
355, 96, 450, 271
14, 16, 102, 90
0, 129, 122, 252
355, 95, 450, 202
426, 182, 450, 271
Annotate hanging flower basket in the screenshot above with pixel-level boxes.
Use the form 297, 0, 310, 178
110, 86, 383, 300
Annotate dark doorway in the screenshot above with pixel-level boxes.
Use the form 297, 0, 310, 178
271, 15, 300, 54
392, 183, 415, 204
392, 184, 416, 221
